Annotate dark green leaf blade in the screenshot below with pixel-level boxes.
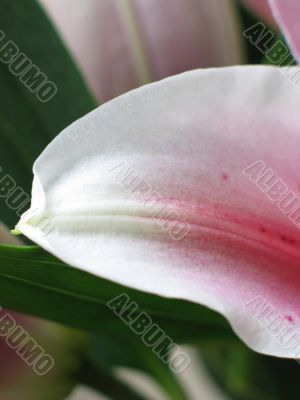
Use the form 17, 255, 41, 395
0, 0, 96, 227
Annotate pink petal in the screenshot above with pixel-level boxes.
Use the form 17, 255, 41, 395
129, 0, 243, 79
18, 66, 300, 358
39, 0, 243, 102
268, 0, 300, 62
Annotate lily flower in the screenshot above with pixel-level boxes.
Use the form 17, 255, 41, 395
39, 0, 243, 102
16, 63, 300, 359
0, 223, 87, 400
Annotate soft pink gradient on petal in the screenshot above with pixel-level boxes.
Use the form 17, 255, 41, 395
268, 0, 300, 62
18, 66, 300, 358
39, 0, 243, 103
242, 0, 275, 26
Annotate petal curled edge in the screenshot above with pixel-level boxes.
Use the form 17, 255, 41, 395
19, 66, 300, 358
268, 0, 300, 62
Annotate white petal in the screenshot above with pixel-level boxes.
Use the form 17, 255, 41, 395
19, 66, 300, 358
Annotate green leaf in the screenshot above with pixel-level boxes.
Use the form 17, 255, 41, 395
0, 0, 96, 227
0, 244, 235, 344
261, 35, 296, 66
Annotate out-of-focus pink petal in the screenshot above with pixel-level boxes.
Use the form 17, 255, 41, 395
18, 66, 300, 358
241, 0, 275, 27
39, 0, 137, 103
39, 0, 243, 103
0, 223, 32, 385
130, 0, 243, 79
268, 0, 300, 62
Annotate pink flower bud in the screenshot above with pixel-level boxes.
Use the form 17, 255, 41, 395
39, 0, 244, 102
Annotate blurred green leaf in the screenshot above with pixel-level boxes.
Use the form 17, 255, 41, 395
0, 0, 96, 227
79, 357, 150, 400
235, 0, 268, 64
90, 335, 188, 400
261, 35, 296, 66
201, 342, 300, 400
